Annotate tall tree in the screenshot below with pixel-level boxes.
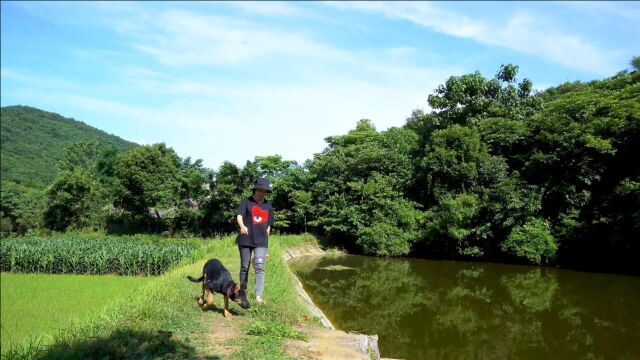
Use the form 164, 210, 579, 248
113, 143, 181, 216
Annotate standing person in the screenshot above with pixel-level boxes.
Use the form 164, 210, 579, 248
236, 178, 274, 304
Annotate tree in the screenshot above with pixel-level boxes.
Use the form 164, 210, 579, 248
422, 125, 483, 197
113, 143, 181, 216
254, 155, 296, 182
501, 218, 557, 264
58, 140, 106, 173
308, 120, 420, 255
420, 125, 508, 203
43, 170, 97, 231
477, 117, 529, 158
177, 157, 210, 207
424, 64, 541, 129
291, 190, 312, 233
172, 157, 211, 234
630, 56, 640, 72
1, 181, 44, 235
203, 161, 250, 235
423, 193, 484, 258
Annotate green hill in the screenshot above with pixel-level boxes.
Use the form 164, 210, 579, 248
0, 105, 137, 188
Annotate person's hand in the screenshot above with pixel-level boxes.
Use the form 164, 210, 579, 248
240, 225, 249, 235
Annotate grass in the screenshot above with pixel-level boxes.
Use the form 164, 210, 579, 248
1, 233, 322, 359
0, 273, 151, 355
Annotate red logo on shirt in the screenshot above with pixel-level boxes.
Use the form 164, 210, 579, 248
252, 205, 269, 225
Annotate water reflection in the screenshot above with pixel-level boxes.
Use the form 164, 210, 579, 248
289, 255, 640, 360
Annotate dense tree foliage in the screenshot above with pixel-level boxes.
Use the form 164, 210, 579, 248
0, 181, 44, 236
1, 59, 638, 273
306, 120, 422, 255
408, 62, 638, 271
43, 169, 99, 231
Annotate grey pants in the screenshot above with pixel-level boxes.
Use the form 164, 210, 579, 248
239, 246, 267, 298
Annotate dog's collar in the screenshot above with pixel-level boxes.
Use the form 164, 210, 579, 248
226, 283, 235, 298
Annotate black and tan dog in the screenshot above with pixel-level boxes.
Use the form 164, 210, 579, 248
187, 258, 250, 317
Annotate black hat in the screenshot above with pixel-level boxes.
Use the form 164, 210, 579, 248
252, 178, 272, 192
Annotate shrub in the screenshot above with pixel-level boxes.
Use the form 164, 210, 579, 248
501, 218, 557, 264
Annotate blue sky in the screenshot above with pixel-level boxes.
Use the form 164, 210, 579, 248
2, 1, 639, 169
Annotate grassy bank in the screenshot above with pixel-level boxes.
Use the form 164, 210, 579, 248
1, 233, 321, 359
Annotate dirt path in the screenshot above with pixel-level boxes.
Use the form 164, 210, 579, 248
201, 315, 245, 358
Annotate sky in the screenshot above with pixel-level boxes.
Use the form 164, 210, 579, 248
2, 1, 639, 170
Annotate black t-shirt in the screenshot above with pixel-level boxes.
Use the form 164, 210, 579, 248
235, 196, 274, 248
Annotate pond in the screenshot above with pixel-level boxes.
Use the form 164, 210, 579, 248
288, 254, 640, 360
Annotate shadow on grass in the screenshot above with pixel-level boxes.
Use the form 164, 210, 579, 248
33, 328, 220, 360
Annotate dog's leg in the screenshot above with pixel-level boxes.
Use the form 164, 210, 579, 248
199, 274, 206, 306
202, 289, 209, 310
203, 275, 216, 311
203, 288, 214, 311
224, 296, 232, 318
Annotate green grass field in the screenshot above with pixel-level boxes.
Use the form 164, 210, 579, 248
0, 273, 151, 354
1, 233, 321, 359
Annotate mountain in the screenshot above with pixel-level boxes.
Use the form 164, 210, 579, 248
0, 105, 137, 188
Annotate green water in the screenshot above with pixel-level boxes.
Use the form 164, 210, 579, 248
289, 255, 640, 360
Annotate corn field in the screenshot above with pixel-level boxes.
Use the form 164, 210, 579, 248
0, 236, 195, 275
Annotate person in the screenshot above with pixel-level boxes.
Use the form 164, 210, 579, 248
236, 177, 274, 304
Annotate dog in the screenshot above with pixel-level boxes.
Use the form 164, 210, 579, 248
187, 258, 250, 317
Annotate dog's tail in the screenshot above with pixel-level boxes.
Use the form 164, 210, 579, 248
186, 275, 204, 283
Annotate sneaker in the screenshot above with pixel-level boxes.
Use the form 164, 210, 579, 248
255, 296, 266, 305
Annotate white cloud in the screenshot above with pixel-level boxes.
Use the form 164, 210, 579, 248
218, 1, 308, 17
119, 9, 353, 67
555, 2, 640, 23
324, 1, 620, 75
1, 68, 83, 92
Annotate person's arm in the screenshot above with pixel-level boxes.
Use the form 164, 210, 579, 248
236, 199, 249, 235
267, 206, 274, 235
237, 215, 249, 235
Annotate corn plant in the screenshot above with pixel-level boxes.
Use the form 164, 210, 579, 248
0, 236, 195, 276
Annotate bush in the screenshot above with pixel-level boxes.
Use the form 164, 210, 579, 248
357, 222, 415, 256
501, 218, 557, 264
423, 193, 484, 257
